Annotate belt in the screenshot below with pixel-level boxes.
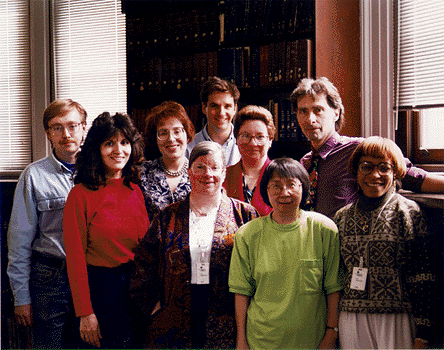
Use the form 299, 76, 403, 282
32, 252, 66, 269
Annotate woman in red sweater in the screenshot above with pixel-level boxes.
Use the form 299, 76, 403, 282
64, 112, 149, 348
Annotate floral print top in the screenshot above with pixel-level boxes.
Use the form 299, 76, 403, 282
139, 158, 191, 221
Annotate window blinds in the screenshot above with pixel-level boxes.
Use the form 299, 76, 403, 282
395, 0, 444, 109
52, 0, 127, 128
0, 1, 32, 173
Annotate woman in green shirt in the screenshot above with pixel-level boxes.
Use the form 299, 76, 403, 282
229, 157, 342, 349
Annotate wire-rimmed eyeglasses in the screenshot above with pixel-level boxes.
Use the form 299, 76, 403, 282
238, 132, 269, 146
49, 123, 84, 136
157, 127, 185, 141
358, 161, 393, 175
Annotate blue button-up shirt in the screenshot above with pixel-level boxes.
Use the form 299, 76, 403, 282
7, 151, 74, 306
186, 123, 241, 167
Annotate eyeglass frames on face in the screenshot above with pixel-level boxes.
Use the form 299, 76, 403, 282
238, 132, 269, 146
49, 123, 84, 136
358, 161, 394, 176
267, 181, 302, 195
157, 127, 185, 141
191, 163, 224, 176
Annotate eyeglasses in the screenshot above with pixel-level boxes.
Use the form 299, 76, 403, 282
238, 132, 269, 146
157, 127, 185, 141
267, 181, 302, 195
49, 123, 84, 136
358, 161, 394, 175
191, 163, 224, 175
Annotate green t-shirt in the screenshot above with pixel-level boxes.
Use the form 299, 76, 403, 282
229, 211, 342, 349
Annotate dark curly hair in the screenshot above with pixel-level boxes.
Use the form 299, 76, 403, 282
74, 112, 145, 190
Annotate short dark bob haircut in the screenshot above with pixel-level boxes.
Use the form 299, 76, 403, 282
233, 105, 276, 140
348, 136, 407, 180
144, 100, 195, 149
260, 157, 311, 208
189, 141, 225, 169
75, 112, 145, 190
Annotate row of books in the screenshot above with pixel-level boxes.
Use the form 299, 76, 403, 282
127, 8, 220, 55
126, 0, 315, 55
129, 39, 313, 94
218, 39, 313, 88
220, 0, 315, 45
268, 99, 308, 143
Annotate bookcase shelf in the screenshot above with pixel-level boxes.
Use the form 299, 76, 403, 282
123, 0, 315, 159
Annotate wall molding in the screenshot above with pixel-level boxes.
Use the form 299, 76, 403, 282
360, 0, 394, 140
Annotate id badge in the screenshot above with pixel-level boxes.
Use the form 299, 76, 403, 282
196, 262, 210, 284
350, 267, 368, 291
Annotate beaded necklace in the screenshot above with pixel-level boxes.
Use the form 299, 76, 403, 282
160, 158, 188, 177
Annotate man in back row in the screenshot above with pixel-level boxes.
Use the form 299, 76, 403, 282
7, 99, 87, 348
290, 77, 444, 218
186, 76, 241, 166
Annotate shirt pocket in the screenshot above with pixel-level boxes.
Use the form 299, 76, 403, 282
299, 259, 323, 295
37, 197, 66, 212
37, 197, 66, 232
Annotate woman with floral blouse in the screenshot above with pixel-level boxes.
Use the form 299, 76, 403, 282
139, 101, 195, 221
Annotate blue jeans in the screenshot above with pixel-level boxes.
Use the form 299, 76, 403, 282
29, 258, 80, 349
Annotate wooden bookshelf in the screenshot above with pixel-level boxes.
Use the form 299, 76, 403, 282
122, 0, 361, 161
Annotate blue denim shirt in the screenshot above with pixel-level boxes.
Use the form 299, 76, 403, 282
186, 123, 241, 167
7, 151, 74, 306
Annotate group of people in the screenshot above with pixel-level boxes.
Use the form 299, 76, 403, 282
6, 76, 443, 349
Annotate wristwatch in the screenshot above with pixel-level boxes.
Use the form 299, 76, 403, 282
326, 326, 339, 333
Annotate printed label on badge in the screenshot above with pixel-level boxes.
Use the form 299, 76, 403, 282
196, 262, 210, 284
350, 267, 368, 291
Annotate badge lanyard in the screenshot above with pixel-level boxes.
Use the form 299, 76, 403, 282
350, 193, 394, 291
189, 210, 216, 285
195, 238, 211, 285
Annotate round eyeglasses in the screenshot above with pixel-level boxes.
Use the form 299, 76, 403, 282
49, 123, 84, 136
191, 163, 224, 176
157, 127, 185, 141
358, 161, 393, 175
267, 181, 302, 195
238, 132, 269, 146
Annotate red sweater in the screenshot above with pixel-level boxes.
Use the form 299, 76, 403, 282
223, 158, 272, 216
63, 178, 149, 316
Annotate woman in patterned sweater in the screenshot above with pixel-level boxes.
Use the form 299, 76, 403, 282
334, 136, 438, 349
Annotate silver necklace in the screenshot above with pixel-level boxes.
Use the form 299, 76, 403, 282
160, 158, 188, 177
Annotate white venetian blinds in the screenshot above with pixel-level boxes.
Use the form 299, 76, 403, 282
52, 0, 127, 128
395, 0, 444, 109
0, 0, 32, 173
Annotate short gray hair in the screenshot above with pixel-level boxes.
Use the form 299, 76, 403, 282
189, 141, 226, 168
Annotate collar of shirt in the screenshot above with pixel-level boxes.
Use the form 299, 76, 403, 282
201, 123, 236, 147
313, 132, 341, 160
50, 150, 75, 174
